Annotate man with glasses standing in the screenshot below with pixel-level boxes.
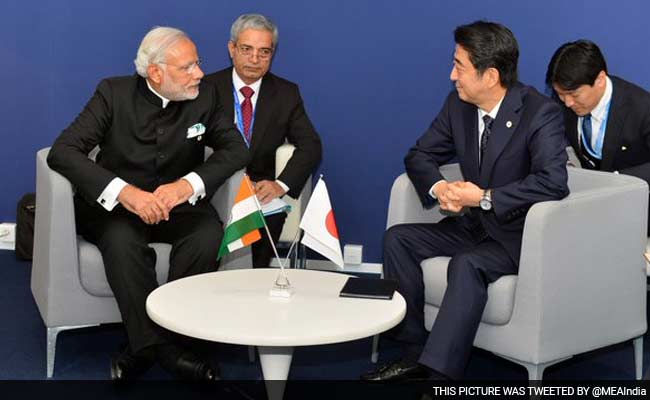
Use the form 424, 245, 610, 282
206, 14, 322, 268
48, 26, 249, 381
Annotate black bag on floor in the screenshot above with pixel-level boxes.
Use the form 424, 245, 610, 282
16, 193, 36, 261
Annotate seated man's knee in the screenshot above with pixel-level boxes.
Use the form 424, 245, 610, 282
175, 219, 222, 262
384, 225, 409, 249
98, 221, 148, 255
190, 219, 222, 248
447, 253, 481, 280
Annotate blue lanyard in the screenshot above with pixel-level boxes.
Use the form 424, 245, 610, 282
581, 100, 611, 159
233, 86, 255, 148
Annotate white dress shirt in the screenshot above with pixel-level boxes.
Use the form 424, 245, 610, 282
232, 69, 262, 111
578, 76, 612, 151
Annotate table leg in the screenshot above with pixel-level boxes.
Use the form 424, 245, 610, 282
371, 334, 379, 363
258, 346, 294, 400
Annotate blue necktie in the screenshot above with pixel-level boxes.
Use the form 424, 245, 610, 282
582, 114, 593, 151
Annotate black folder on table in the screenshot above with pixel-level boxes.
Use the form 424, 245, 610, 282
339, 277, 398, 300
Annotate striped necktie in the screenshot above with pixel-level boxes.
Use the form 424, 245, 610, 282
480, 115, 494, 168
240, 86, 254, 142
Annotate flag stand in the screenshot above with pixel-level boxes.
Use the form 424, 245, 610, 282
283, 229, 302, 268
245, 177, 294, 299
264, 221, 295, 299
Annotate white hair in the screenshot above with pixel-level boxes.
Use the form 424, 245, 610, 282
230, 14, 278, 47
134, 26, 189, 78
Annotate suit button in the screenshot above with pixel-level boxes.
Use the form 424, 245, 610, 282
156, 128, 164, 135
158, 152, 165, 159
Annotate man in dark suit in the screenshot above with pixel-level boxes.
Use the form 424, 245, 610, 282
47, 27, 249, 381
362, 21, 569, 381
205, 14, 322, 268
546, 39, 650, 235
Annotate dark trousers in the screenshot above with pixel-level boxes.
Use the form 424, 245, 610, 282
383, 217, 518, 379
75, 198, 223, 353
252, 212, 287, 268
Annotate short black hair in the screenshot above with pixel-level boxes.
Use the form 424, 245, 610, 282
546, 40, 608, 91
454, 21, 519, 88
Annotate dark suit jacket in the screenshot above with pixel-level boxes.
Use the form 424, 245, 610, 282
406, 83, 570, 262
48, 75, 249, 206
565, 76, 650, 181
564, 76, 650, 234
205, 68, 322, 199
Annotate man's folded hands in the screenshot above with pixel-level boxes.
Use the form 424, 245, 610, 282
118, 179, 194, 224
435, 181, 483, 212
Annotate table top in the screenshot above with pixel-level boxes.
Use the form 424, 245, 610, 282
146, 268, 405, 347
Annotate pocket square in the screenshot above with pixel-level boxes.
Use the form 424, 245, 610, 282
187, 123, 206, 138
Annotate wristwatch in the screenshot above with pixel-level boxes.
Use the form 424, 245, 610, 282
480, 189, 492, 211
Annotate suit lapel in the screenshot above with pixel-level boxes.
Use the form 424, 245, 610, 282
600, 80, 627, 171
479, 85, 523, 185
564, 110, 579, 151
249, 74, 276, 154
217, 68, 236, 124
462, 103, 480, 182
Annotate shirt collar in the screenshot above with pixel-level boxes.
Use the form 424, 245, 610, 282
146, 79, 170, 108
590, 76, 612, 123
232, 68, 262, 95
478, 95, 505, 121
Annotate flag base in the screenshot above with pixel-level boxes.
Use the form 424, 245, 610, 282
269, 285, 294, 299
269, 270, 293, 298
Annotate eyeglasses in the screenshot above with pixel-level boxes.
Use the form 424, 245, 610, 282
235, 44, 273, 60
159, 59, 202, 74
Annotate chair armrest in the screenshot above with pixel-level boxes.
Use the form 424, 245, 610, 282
386, 164, 464, 229
211, 169, 245, 222
275, 143, 312, 243
31, 147, 82, 324
513, 168, 648, 357
275, 143, 294, 180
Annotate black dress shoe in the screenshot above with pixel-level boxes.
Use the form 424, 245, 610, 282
158, 349, 220, 381
174, 351, 220, 381
360, 359, 431, 381
110, 346, 155, 381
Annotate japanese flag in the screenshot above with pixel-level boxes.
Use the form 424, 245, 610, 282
300, 178, 344, 267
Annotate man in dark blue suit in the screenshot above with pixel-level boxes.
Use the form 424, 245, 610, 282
362, 21, 569, 381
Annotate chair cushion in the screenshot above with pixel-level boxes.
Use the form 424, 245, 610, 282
78, 238, 171, 297
421, 257, 517, 325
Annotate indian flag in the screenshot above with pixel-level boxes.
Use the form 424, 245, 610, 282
217, 175, 265, 259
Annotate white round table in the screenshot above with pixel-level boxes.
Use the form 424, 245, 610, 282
146, 268, 405, 398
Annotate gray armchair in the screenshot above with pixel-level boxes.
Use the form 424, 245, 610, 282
384, 164, 648, 380
275, 143, 312, 268
31, 147, 244, 378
